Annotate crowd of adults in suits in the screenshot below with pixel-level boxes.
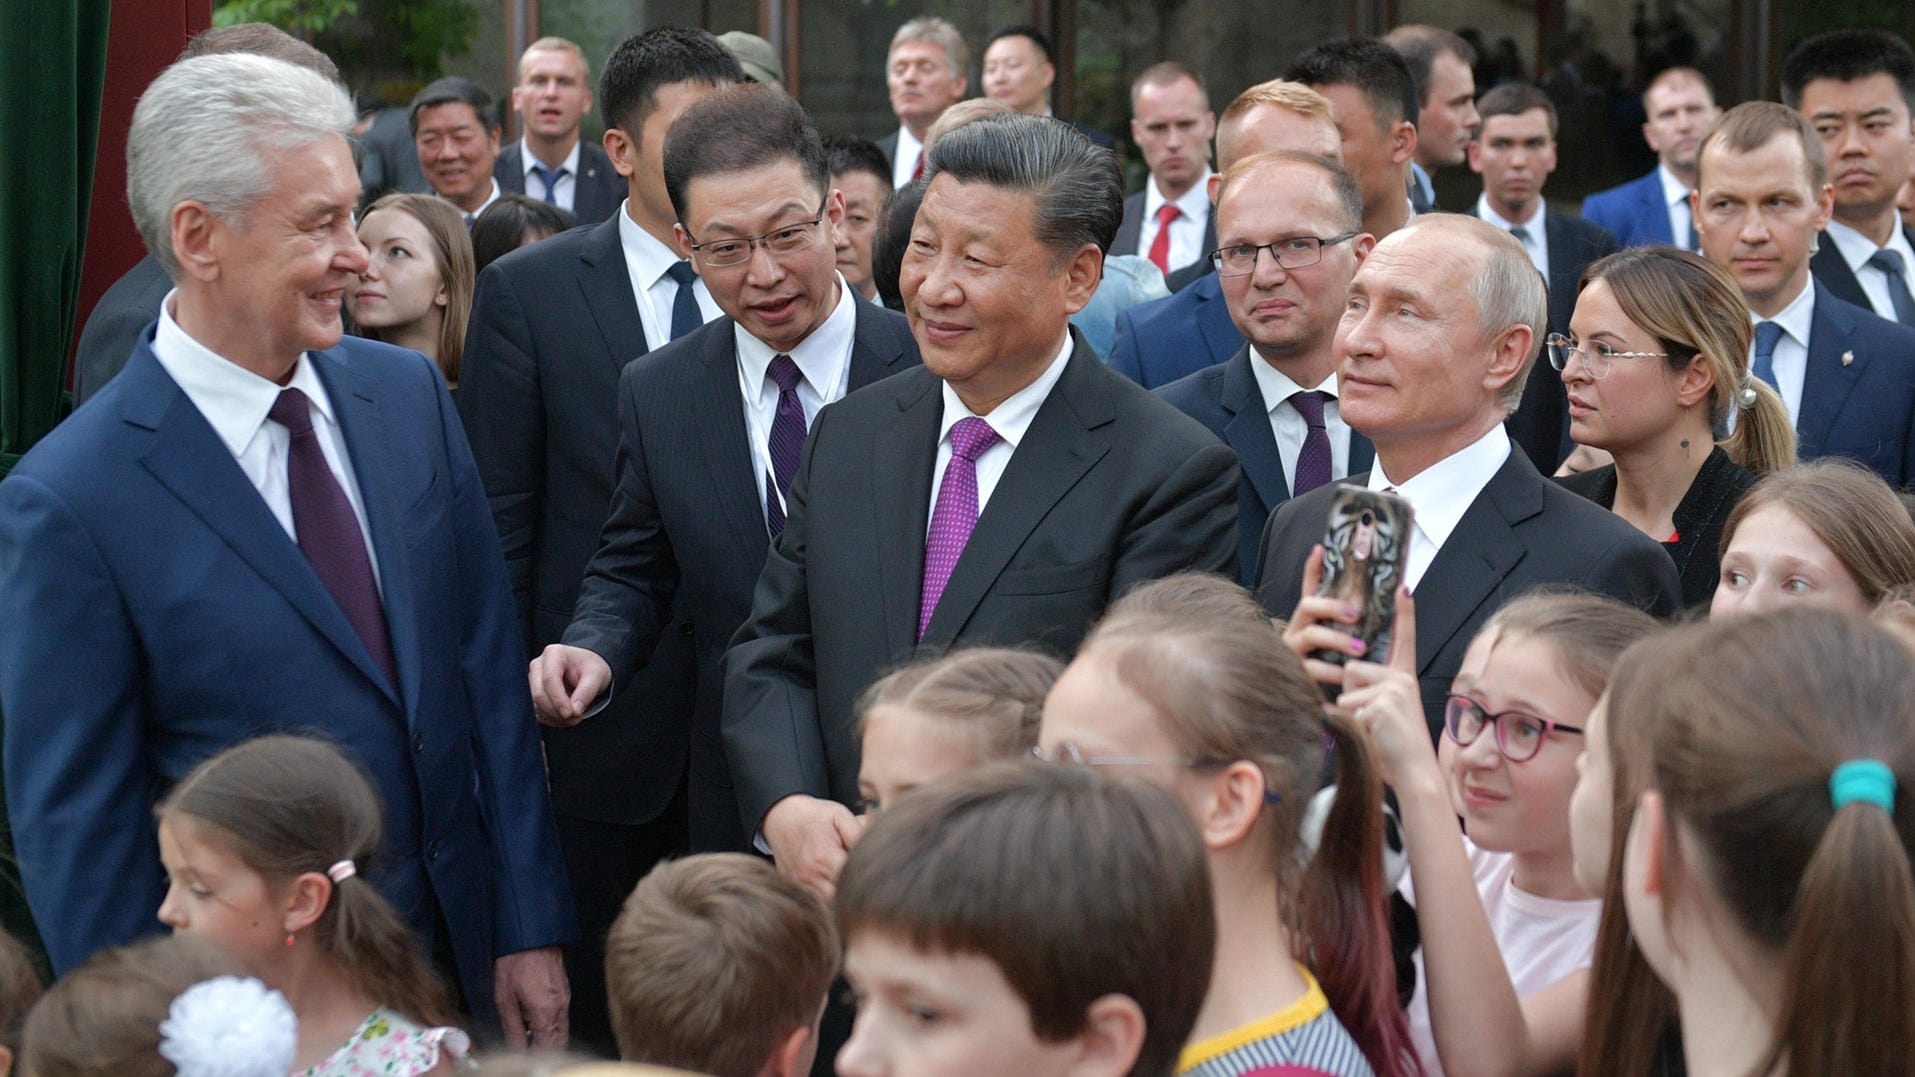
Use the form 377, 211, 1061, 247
11, 12, 1915, 1077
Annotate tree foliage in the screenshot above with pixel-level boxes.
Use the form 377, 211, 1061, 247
211, 0, 477, 79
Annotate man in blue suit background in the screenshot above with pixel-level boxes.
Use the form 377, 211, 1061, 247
1696, 102, 1915, 487
0, 54, 574, 1047
1582, 68, 1720, 250
1109, 79, 1343, 389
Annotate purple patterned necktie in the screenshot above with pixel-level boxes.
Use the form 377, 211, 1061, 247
919, 417, 1001, 640
1289, 389, 1333, 496
268, 388, 396, 686
763, 355, 807, 537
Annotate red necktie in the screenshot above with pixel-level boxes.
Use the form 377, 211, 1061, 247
910, 151, 925, 182
1147, 203, 1180, 275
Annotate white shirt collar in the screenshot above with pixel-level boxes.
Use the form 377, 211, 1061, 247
1753, 276, 1816, 348
519, 137, 581, 178
734, 273, 857, 395
617, 204, 690, 290
1143, 167, 1215, 221
151, 289, 338, 458
449, 177, 502, 221
894, 126, 926, 185
1656, 162, 1692, 207
1367, 422, 1511, 552
1824, 217, 1915, 274
938, 333, 1074, 449
1476, 193, 1542, 231
1248, 354, 1337, 417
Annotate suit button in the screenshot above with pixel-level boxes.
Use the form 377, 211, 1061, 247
679, 620, 694, 637
428, 839, 441, 861
412, 733, 425, 753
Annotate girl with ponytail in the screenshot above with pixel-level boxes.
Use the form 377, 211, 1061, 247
1040, 573, 1412, 1077
1556, 246, 1795, 608
155, 734, 467, 1074
1612, 608, 1915, 1076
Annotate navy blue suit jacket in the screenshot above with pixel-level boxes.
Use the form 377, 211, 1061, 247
495, 140, 625, 226
1156, 346, 1374, 585
560, 300, 919, 847
0, 335, 573, 1013
457, 213, 701, 834
1810, 226, 1915, 318
1108, 270, 1242, 389
1798, 283, 1915, 488
1580, 169, 1675, 249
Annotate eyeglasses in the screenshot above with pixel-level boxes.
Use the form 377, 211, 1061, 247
685, 198, 829, 268
1443, 694, 1582, 763
1029, 743, 1230, 769
1545, 333, 1669, 380
1209, 233, 1360, 277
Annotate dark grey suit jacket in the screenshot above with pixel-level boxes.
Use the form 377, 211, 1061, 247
72, 254, 173, 406
457, 213, 700, 832
1112, 189, 1217, 275
562, 300, 920, 849
1810, 225, 1915, 318
494, 139, 625, 226
1255, 448, 1680, 735
722, 330, 1241, 831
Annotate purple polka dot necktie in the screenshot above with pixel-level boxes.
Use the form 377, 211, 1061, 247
919, 417, 1001, 641
1289, 389, 1333, 496
762, 355, 806, 538
268, 388, 396, 687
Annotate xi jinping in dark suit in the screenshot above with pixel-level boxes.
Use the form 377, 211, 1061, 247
723, 113, 1239, 895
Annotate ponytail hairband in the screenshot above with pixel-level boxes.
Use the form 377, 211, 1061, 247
327, 859, 356, 884
1830, 759, 1896, 813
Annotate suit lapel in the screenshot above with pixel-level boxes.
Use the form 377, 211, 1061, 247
921, 339, 1113, 647
692, 322, 775, 560
128, 348, 398, 701
847, 300, 913, 388
1637, 174, 1673, 244
311, 348, 411, 709
872, 371, 943, 656
1798, 284, 1869, 460
1194, 274, 1241, 362
1218, 349, 1287, 515
1408, 451, 1541, 675
1350, 431, 1375, 474
1810, 243, 1869, 311
575, 216, 649, 367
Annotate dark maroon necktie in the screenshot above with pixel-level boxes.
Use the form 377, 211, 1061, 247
268, 388, 396, 687
763, 355, 807, 537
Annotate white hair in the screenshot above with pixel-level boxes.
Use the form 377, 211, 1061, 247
127, 53, 355, 277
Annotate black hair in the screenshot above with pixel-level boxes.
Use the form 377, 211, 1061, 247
662, 83, 830, 224
824, 134, 894, 192
471, 194, 574, 275
984, 24, 1054, 64
874, 175, 926, 311
1781, 29, 1915, 111
597, 26, 745, 139
926, 112, 1123, 261
408, 76, 497, 136
1284, 38, 1420, 132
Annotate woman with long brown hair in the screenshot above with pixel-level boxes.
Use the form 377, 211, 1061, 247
1556, 246, 1796, 608
348, 192, 474, 390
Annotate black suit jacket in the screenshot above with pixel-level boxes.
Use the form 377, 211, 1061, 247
1156, 347, 1374, 586
1465, 205, 1620, 472
875, 130, 901, 170
1810, 225, 1915, 317
71, 254, 173, 406
457, 213, 700, 830
722, 331, 1240, 830
1112, 189, 1218, 272
494, 140, 625, 226
562, 300, 920, 850
1255, 447, 1680, 734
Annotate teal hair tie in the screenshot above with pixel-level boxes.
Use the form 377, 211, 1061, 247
1830, 759, 1897, 813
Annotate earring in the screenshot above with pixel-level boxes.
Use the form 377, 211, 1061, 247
283, 933, 296, 948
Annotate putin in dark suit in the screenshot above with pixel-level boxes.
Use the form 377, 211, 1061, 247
723, 113, 1240, 895
1257, 215, 1680, 733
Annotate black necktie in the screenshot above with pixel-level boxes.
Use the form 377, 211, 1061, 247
665, 261, 701, 340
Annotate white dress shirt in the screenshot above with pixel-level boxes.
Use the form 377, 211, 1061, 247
928, 334, 1074, 530
518, 137, 581, 212
891, 126, 926, 190
1823, 218, 1915, 322
150, 291, 381, 590
1138, 169, 1215, 274
1367, 423, 1511, 591
1476, 195, 1549, 281
735, 275, 857, 525
1248, 357, 1352, 495
1656, 163, 1696, 249
1751, 280, 1815, 427
617, 201, 723, 352
450, 177, 502, 225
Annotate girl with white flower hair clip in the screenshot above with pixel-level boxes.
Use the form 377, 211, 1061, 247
154, 735, 470, 1074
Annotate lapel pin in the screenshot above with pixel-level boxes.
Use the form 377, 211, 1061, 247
1842, 350, 1855, 367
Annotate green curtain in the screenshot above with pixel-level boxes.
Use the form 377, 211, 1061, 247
0, 0, 112, 972
0, 0, 109, 475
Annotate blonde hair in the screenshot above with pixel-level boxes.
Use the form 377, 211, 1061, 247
857, 647, 1060, 762
924, 97, 1013, 149
1220, 78, 1334, 127
521, 36, 589, 80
